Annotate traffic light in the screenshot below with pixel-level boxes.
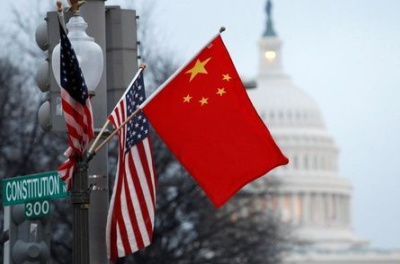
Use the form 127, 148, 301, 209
35, 12, 68, 132
35, 17, 51, 131
7, 204, 51, 264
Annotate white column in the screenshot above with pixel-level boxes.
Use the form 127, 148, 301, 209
343, 196, 347, 225
348, 196, 352, 227
344, 195, 351, 227
310, 193, 316, 224
318, 193, 325, 225
328, 193, 334, 225
278, 193, 284, 221
339, 195, 345, 225
271, 193, 278, 211
268, 193, 274, 210
334, 194, 340, 225
322, 194, 327, 225
290, 193, 297, 224
302, 193, 309, 225
337, 194, 341, 225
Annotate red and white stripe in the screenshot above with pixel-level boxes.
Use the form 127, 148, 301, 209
106, 99, 156, 261
57, 154, 75, 191
57, 89, 94, 190
60, 88, 94, 156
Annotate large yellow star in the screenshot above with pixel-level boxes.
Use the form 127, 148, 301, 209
183, 94, 192, 103
199, 97, 209, 106
216, 88, 226, 96
222, 74, 232, 81
185, 57, 212, 82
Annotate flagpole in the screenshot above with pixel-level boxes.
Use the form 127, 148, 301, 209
88, 120, 110, 154
91, 107, 142, 156
87, 64, 146, 160
139, 27, 226, 109
56, 1, 67, 32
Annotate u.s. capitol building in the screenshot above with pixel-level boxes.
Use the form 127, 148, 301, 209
246, 1, 400, 263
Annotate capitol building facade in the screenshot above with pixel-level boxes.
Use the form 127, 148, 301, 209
246, 1, 400, 263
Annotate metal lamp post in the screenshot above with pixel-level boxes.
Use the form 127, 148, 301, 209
51, 8, 104, 264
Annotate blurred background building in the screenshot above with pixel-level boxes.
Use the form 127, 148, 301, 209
247, 1, 400, 263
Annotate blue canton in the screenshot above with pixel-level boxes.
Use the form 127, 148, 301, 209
125, 72, 149, 153
59, 24, 89, 106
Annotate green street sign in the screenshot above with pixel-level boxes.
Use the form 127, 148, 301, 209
25, 200, 51, 219
2, 171, 68, 206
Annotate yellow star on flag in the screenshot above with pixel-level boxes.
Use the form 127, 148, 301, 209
199, 97, 209, 106
186, 57, 212, 82
222, 74, 232, 81
216, 88, 226, 96
183, 94, 192, 103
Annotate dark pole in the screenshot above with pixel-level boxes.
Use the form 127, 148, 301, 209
80, 1, 109, 263
71, 155, 90, 264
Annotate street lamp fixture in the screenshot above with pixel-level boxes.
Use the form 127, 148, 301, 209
52, 15, 103, 94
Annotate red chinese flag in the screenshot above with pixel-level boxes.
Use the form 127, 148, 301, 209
142, 35, 288, 208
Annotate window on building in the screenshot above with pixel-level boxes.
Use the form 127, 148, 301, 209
293, 155, 299, 169
287, 111, 293, 121
282, 195, 291, 222
270, 111, 275, 121
304, 156, 309, 170
311, 194, 321, 224
313, 155, 318, 170
272, 194, 278, 210
294, 195, 302, 221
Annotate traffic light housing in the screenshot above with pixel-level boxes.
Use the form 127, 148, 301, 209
35, 11, 68, 132
7, 204, 51, 264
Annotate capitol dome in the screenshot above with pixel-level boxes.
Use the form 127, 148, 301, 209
251, 73, 326, 130
250, 23, 326, 131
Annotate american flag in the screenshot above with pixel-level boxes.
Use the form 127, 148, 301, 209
56, 20, 94, 189
106, 70, 156, 261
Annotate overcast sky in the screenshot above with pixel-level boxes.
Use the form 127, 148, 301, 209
2, 0, 400, 250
